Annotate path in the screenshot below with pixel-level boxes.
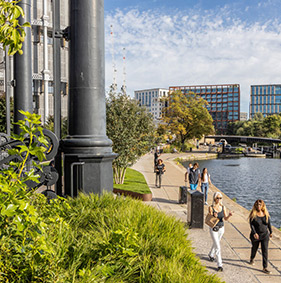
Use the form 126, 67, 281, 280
132, 153, 281, 283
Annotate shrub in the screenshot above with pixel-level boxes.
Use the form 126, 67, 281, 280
37, 193, 221, 282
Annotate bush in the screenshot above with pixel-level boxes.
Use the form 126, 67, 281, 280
36, 193, 221, 282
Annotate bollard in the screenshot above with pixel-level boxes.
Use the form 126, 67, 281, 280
187, 190, 204, 228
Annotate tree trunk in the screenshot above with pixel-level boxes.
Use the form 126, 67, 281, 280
113, 166, 127, 184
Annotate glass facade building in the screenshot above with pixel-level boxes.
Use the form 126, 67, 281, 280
249, 85, 281, 118
169, 84, 240, 134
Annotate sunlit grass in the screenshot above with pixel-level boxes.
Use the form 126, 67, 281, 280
114, 168, 151, 194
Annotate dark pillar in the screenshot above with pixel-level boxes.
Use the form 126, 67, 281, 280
52, 0, 63, 196
13, 0, 33, 134
62, 0, 116, 196
5, 48, 11, 136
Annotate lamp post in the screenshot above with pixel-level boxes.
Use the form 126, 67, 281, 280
13, 0, 32, 134
62, 0, 116, 196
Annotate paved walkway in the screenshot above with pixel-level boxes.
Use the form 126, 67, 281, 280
132, 153, 281, 283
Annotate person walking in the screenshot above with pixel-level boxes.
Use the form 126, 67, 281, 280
184, 162, 193, 185
154, 149, 160, 168
188, 162, 201, 190
249, 199, 272, 274
201, 168, 212, 205
155, 159, 166, 188
208, 192, 232, 272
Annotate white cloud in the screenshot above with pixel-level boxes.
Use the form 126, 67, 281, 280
105, 8, 281, 112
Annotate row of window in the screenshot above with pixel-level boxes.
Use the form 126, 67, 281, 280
251, 104, 281, 114
174, 87, 239, 94
251, 86, 281, 95
251, 95, 281, 104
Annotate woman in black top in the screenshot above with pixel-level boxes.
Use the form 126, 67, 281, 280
155, 159, 165, 188
249, 199, 272, 274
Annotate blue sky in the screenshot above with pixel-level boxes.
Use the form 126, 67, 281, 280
104, 0, 281, 113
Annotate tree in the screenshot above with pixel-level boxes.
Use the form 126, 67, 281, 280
106, 91, 155, 184
162, 90, 214, 151
44, 115, 68, 139
0, 0, 30, 55
0, 94, 13, 133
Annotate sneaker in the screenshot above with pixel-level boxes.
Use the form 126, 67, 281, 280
217, 266, 223, 272
208, 255, 215, 262
205, 202, 208, 205
263, 268, 271, 274
249, 259, 255, 265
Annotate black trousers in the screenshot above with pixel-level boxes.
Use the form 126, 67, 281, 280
250, 234, 269, 268
155, 173, 162, 187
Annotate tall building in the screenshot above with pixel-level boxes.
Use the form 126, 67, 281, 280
249, 84, 281, 118
0, 0, 69, 119
134, 88, 169, 122
169, 84, 240, 134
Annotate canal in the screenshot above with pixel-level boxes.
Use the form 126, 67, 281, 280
183, 158, 281, 229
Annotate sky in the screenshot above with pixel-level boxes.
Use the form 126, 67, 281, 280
104, 0, 281, 113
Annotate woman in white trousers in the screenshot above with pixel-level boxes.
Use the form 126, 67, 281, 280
208, 192, 232, 272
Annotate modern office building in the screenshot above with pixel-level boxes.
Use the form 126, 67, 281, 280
169, 84, 240, 134
0, 0, 69, 120
134, 88, 169, 122
249, 84, 281, 118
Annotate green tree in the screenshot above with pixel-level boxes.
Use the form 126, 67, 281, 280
0, 0, 30, 55
0, 94, 13, 133
44, 115, 68, 139
106, 92, 155, 184
162, 90, 214, 151
263, 114, 281, 138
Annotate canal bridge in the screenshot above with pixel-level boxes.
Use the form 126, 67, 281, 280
205, 135, 281, 157
205, 135, 281, 145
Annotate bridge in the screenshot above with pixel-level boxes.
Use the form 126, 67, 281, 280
205, 135, 281, 144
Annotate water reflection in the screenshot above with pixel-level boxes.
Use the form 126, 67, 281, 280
183, 158, 281, 228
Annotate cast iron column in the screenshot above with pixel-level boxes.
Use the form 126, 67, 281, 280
62, 0, 116, 196
13, 0, 33, 134
53, 0, 63, 196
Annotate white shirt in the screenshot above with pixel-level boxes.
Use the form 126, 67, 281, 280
202, 173, 210, 183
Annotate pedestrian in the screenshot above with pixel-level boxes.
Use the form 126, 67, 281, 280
201, 168, 212, 205
208, 192, 232, 272
249, 199, 272, 274
155, 159, 166, 188
184, 162, 193, 184
188, 162, 201, 190
154, 149, 160, 167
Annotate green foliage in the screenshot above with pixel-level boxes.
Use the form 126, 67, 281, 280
0, 0, 31, 55
0, 110, 55, 281
44, 115, 68, 139
36, 193, 221, 282
106, 91, 155, 184
227, 113, 281, 138
0, 94, 13, 133
113, 168, 151, 194
162, 90, 214, 151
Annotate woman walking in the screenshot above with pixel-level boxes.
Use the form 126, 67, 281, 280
155, 159, 166, 188
249, 199, 272, 274
201, 168, 212, 205
208, 192, 232, 272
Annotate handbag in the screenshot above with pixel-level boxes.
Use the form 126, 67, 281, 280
205, 213, 219, 228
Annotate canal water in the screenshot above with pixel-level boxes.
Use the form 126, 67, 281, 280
183, 158, 281, 229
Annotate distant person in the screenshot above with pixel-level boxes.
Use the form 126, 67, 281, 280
201, 168, 212, 205
154, 149, 160, 167
184, 162, 193, 185
155, 159, 166, 188
208, 192, 232, 272
188, 162, 201, 190
249, 199, 272, 274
